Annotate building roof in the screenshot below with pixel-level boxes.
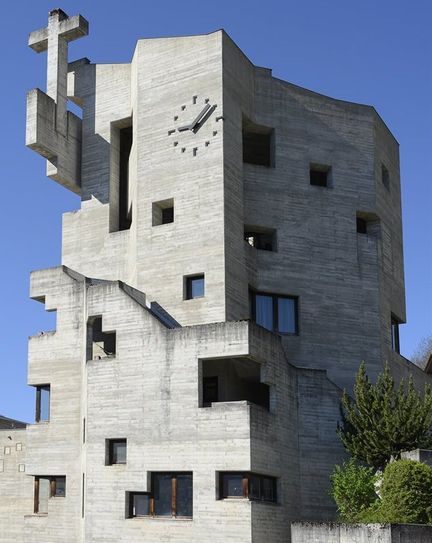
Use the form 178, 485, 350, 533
0, 415, 27, 430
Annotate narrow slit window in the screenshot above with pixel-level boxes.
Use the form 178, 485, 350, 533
391, 315, 401, 354
119, 125, 133, 231
35, 385, 50, 422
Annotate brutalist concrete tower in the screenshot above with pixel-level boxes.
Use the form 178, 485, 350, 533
0, 8, 429, 543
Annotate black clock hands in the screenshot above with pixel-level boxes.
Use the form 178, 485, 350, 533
178, 103, 216, 133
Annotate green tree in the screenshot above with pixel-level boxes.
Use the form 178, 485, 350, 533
338, 362, 432, 469
330, 459, 378, 522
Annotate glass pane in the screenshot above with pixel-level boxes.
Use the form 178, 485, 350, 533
38, 477, 50, 514
255, 294, 273, 331
40, 386, 50, 421
54, 477, 66, 497
190, 277, 204, 298
153, 474, 172, 516
262, 477, 275, 502
222, 474, 243, 497
249, 475, 261, 500
112, 441, 126, 463
176, 474, 193, 517
133, 494, 150, 517
277, 297, 296, 333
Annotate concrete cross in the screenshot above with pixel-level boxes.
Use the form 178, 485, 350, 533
28, 9, 88, 137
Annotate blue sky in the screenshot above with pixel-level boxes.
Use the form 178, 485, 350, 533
1, 0, 431, 422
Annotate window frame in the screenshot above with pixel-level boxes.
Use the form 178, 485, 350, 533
34, 475, 66, 514
35, 384, 50, 423
218, 472, 277, 503
391, 315, 401, 354
106, 438, 127, 465
250, 290, 298, 335
185, 274, 205, 300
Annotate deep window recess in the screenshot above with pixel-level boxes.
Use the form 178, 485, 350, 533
250, 291, 298, 334
200, 357, 270, 410
126, 472, 193, 518
34, 476, 66, 514
242, 117, 275, 167
356, 217, 368, 234
35, 385, 50, 422
87, 316, 116, 360
152, 198, 174, 226
391, 315, 401, 354
219, 472, 277, 503
106, 439, 127, 465
185, 274, 205, 300
310, 164, 331, 187
244, 226, 276, 252
119, 125, 133, 231
382, 164, 390, 191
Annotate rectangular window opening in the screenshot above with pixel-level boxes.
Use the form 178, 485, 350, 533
34, 476, 66, 514
356, 216, 368, 234
119, 125, 133, 231
87, 316, 116, 360
152, 198, 174, 226
391, 315, 401, 354
250, 290, 298, 335
200, 357, 270, 410
126, 472, 193, 519
242, 117, 275, 167
218, 472, 277, 503
310, 164, 331, 187
244, 226, 276, 252
382, 164, 390, 191
35, 385, 50, 423
185, 274, 205, 300
106, 438, 127, 465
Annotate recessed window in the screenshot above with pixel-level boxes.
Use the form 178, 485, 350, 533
382, 164, 390, 191
391, 315, 401, 354
250, 291, 298, 334
86, 316, 116, 360
152, 198, 174, 226
243, 117, 275, 167
126, 472, 193, 518
34, 476, 66, 514
219, 472, 276, 503
106, 439, 127, 465
185, 274, 205, 300
310, 164, 331, 187
356, 217, 368, 234
244, 226, 276, 251
35, 385, 50, 422
203, 376, 219, 407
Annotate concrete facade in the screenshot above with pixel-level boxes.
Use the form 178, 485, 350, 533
1, 7, 431, 543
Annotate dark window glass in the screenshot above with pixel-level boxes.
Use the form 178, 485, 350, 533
310, 168, 328, 187
391, 316, 400, 354
176, 474, 193, 517
186, 275, 204, 299
53, 476, 66, 497
357, 217, 367, 234
222, 473, 244, 497
36, 385, 50, 422
262, 477, 275, 502
153, 473, 172, 516
251, 292, 298, 334
255, 294, 273, 331
382, 164, 390, 190
161, 207, 174, 224
203, 376, 218, 407
277, 297, 296, 334
131, 493, 150, 517
249, 474, 261, 500
108, 439, 127, 464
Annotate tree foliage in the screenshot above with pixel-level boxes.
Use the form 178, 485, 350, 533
338, 362, 432, 469
330, 459, 378, 522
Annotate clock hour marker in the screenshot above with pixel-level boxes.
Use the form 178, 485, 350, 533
193, 147, 198, 156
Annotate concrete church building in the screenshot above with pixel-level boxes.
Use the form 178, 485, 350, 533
1, 8, 430, 543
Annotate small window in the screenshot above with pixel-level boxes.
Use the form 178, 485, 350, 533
382, 164, 390, 191
356, 217, 367, 234
219, 472, 276, 503
242, 117, 274, 167
244, 226, 276, 251
185, 274, 205, 300
152, 198, 174, 226
106, 439, 127, 465
87, 316, 116, 360
34, 476, 66, 514
391, 315, 400, 354
250, 291, 298, 334
126, 472, 193, 519
35, 385, 50, 422
310, 164, 331, 187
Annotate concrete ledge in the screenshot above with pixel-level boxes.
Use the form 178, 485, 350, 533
291, 522, 432, 543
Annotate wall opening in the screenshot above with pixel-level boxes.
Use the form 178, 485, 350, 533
87, 316, 116, 360
200, 357, 270, 410
242, 117, 275, 167
152, 198, 174, 226
110, 118, 133, 232
119, 125, 133, 230
244, 225, 276, 251
310, 163, 332, 187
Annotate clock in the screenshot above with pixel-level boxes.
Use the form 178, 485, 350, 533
168, 96, 222, 156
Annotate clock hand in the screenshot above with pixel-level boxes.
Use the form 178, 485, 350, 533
177, 103, 214, 132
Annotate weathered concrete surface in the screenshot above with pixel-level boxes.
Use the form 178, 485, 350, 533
291, 522, 432, 543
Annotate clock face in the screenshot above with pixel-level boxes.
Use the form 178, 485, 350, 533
168, 95, 221, 156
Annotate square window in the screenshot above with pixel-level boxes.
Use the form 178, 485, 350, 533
310, 164, 331, 187
185, 275, 205, 300
221, 473, 244, 498
152, 199, 174, 226
106, 439, 127, 465
128, 492, 150, 517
